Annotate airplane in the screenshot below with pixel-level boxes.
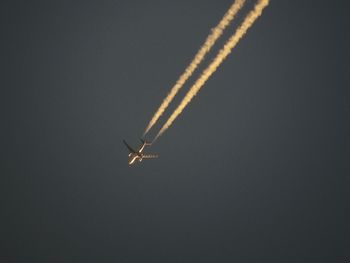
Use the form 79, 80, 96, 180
123, 139, 158, 165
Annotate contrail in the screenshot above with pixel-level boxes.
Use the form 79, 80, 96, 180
154, 0, 270, 141
143, 0, 246, 135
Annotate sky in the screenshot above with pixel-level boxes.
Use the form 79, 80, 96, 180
3, 0, 350, 262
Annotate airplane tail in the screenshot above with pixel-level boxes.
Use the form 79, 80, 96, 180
140, 139, 152, 146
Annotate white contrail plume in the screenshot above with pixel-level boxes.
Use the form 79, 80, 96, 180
143, 0, 246, 135
154, 0, 270, 141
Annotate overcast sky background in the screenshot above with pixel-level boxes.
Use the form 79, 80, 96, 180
4, 0, 350, 262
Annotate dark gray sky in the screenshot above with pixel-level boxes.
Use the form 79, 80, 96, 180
4, 0, 350, 262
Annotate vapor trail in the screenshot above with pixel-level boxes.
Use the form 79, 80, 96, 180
154, 0, 269, 141
143, 0, 246, 135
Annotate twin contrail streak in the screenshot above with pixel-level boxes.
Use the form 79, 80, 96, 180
143, 0, 246, 135
154, 0, 270, 141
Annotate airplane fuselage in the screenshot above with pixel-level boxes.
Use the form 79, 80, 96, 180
128, 152, 143, 165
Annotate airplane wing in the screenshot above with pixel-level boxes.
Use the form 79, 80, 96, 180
123, 140, 136, 153
142, 154, 158, 159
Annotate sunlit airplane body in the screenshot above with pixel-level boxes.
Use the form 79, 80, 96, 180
123, 139, 158, 165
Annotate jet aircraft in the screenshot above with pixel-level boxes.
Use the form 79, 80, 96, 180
123, 139, 158, 165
